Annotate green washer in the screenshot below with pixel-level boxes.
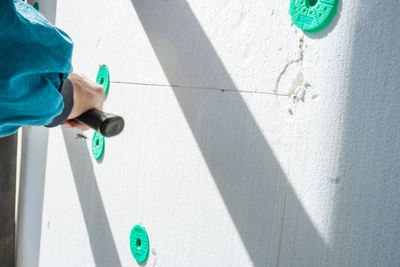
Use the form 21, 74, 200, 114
96, 65, 110, 96
33, 2, 39, 11
130, 224, 150, 263
290, 0, 338, 32
91, 132, 105, 160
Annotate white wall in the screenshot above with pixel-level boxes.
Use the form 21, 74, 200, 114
18, 0, 400, 266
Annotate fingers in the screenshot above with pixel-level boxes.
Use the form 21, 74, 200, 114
62, 120, 90, 131
62, 72, 106, 132
67, 72, 106, 120
96, 102, 104, 111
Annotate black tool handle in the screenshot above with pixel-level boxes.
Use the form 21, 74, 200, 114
74, 109, 125, 137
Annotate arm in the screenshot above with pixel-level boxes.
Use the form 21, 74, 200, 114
0, 0, 103, 136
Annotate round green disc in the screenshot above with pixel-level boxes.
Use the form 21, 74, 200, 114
33, 2, 39, 11
290, 0, 338, 32
130, 224, 150, 263
96, 65, 110, 96
91, 132, 105, 160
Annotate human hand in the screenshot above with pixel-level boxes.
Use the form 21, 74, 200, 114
62, 73, 105, 131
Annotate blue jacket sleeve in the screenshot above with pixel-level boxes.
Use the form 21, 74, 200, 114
0, 0, 73, 137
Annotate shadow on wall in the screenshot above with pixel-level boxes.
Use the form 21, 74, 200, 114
62, 129, 122, 267
329, 2, 400, 266
28, 0, 57, 24
130, 0, 327, 266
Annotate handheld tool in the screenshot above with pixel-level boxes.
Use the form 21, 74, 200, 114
75, 108, 124, 137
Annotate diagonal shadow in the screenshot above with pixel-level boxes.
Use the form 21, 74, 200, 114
130, 1, 327, 265
62, 129, 122, 267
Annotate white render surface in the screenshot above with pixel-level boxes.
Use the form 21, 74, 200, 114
17, 0, 400, 266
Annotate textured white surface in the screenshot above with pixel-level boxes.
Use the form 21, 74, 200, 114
18, 0, 400, 266
38, 84, 293, 267
16, 127, 49, 267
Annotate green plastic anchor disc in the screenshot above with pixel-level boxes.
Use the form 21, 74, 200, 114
96, 65, 110, 96
33, 2, 39, 11
91, 132, 105, 160
290, 0, 338, 32
130, 224, 150, 263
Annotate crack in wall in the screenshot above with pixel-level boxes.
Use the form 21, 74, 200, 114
111, 80, 290, 97
274, 34, 305, 94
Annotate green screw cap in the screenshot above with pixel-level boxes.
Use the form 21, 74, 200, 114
96, 65, 110, 96
130, 224, 150, 263
33, 2, 39, 11
91, 132, 105, 160
290, 0, 338, 32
